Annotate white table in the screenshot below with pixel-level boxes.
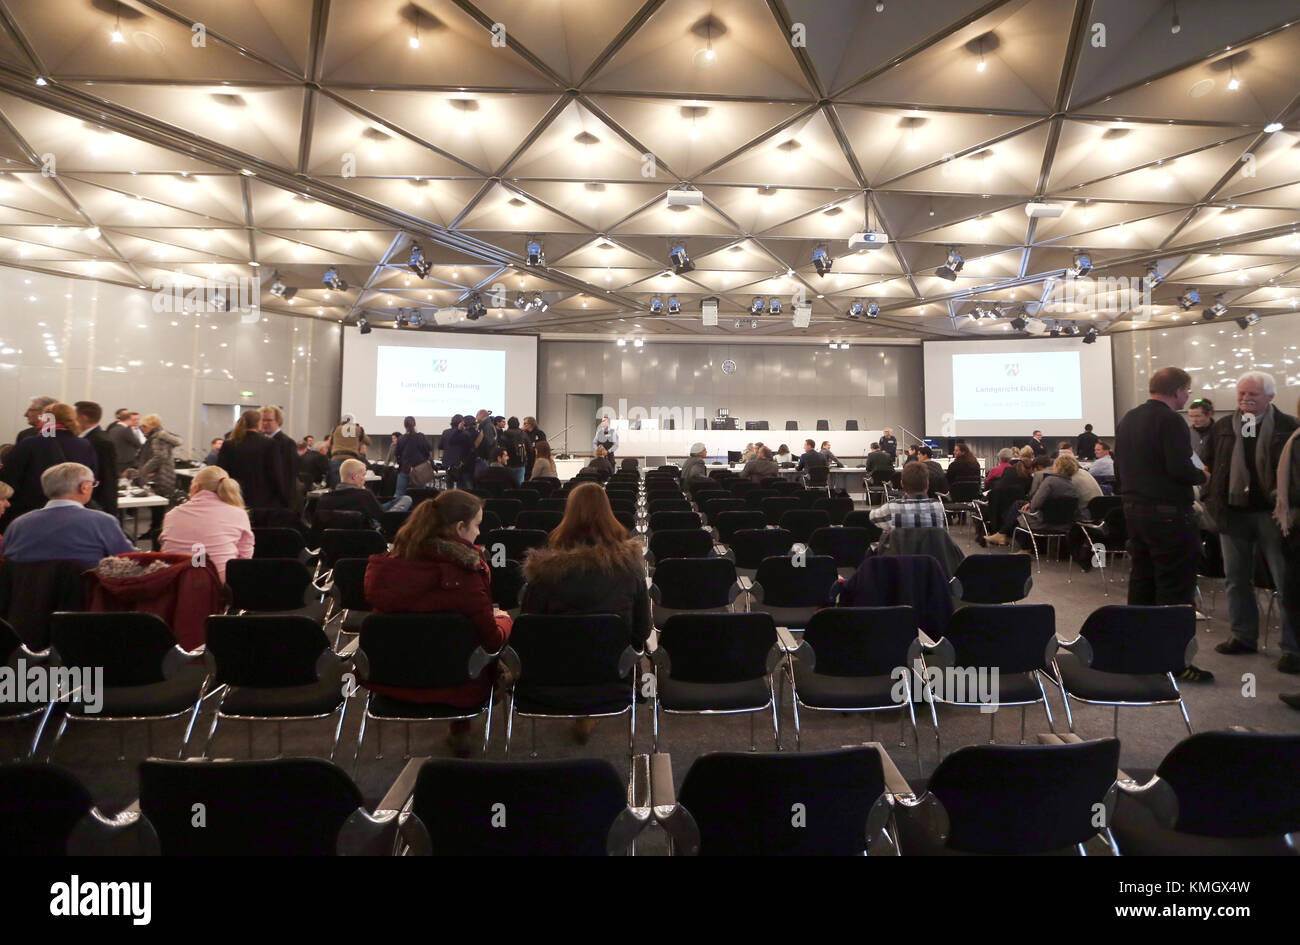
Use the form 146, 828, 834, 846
117, 493, 169, 541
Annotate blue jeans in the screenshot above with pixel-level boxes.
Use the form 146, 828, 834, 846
1220, 509, 1299, 653
327, 457, 344, 488
381, 494, 412, 513
393, 471, 409, 500
510, 467, 525, 486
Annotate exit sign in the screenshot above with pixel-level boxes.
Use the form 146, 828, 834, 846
240, 391, 255, 399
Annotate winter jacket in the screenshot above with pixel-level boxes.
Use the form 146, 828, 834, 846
1202, 406, 1300, 528
217, 434, 277, 510
84, 552, 224, 651
0, 427, 99, 528
521, 538, 651, 647
135, 428, 182, 496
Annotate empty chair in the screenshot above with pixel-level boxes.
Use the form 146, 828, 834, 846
500, 489, 540, 511
668, 747, 892, 855
744, 488, 778, 510
785, 421, 798, 430
378, 509, 410, 542
606, 498, 637, 516
813, 496, 854, 524
252, 527, 306, 560
1073, 506, 1128, 594
842, 510, 884, 538
788, 607, 922, 761
1111, 731, 1300, 855
200, 614, 350, 760
326, 557, 373, 638
779, 509, 831, 543
796, 488, 824, 508
613, 510, 637, 534
502, 614, 642, 755
1054, 604, 1197, 737
921, 604, 1058, 748
536, 498, 566, 513
650, 558, 742, 626
749, 555, 839, 629
845, 420, 859, 431
648, 498, 693, 516
653, 613, 782, 751
714, 510, 767, 545
354, 613, 501, 761
939, 480, 982, 522
761, 496, 800, 525
482, 528, 548, 562
478, 510, 502, 534
483, 498, 522, 528
320, 529, 388, 573
809, 526, 873, 578
37, 612, 209, 762
1, 617, 45, 749
490, 559, 525, 615
700, 497, 745, 523
816, 420, 830, 431
403, 487, 440, 507
894, 739, 1121, 855
805, 466, 830, 492
0, 763, 156, 855
139, 757, 393, 855
225, 558, 326, 621
727, 528, 794, 580
649, 510, 702, 533
647, 529, 715, 567
402, 757, 644, 855
950, 554, 1033, 604
769, 480, 803, 496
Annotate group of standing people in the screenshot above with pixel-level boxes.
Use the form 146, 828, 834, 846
435, 410, 551, 489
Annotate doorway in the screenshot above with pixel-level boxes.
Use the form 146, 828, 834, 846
563, 393, 603, 458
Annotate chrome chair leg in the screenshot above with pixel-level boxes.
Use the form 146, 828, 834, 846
530, 717, 537, 758
1113, 705, 1119, 739
49, 715, 70, 763
29, 699, 57, 760
749, 711, 756, 752
352, 694, 371, 778
482, 690, 494, 755
329, 697, 349, 762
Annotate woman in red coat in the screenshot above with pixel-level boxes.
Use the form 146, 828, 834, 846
363, 489, 511, 756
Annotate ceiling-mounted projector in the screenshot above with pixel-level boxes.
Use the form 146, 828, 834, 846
1024, 317, 1047, 334
792, 302, 812, 328
1024, 202, 1065, 219
848, 231, 889, 250
665, 189, 704, 207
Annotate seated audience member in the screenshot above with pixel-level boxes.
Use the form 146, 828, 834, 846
869, 462, 947, 536
316, 458, 410, 529
795, 439, 825, 472
982, 447, 1035, 546
584, 445, 614, 481
2, 463, 134, 569
0, 402, 99, 530
218, 410, 276, 509
1017, 452, 1085, 525
917, 445, 950, 496
866, 443, 895, 478
0, 482, 11, 557
776, 444, 795, 465
680, 442, 710, 482
521, 482, 650, 742
904, 444, 921, 465
204, 438, 223, 466
1076, 423, 1099, 461
480, 447, 523, 489
946, 442, 982, 483
297, 439, 328, 490
819, 441, 845, 468
1089, 440, 1115, 480
983, 448, 1016, 487
1023, 454, 1056, 502
529, 440, 557, 480
159, 465, 253, 581
740, 443, 756, 463
363, 490, 512, 757
1055, 441, 1074, 457
741, 446, 780, 481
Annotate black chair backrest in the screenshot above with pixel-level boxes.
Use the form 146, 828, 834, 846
501, 489, 539, 510
483, 528, 548, 561
613, 510, 637, 533
729, 529, 794, 569
1155, 731, 1300, 838
715, 510, 767, 544
224, 557, 314, 611
808, 526, 872, 569
412, 758, 628, 855
490, 559, 525, 611
483, 498, 521, 527
754, 555, 839, 607
321, 528, 388, 568
0, 616, 20, 664
313, 508, 367, 532
358, 613, 486, 690
252, 527, 305, 559
330, 557, 371, 611
941, 604, 1055, 676
379, 509, 410, 542
744, 489, 778, 509
0, 559, 89, 649
816, 420, 830, 431
657, 612, 777, 683
926, 740, 1120, 854
404, 487, 440, 507
728, 479, 759, 497
771, 480, 803, 496
249, 507, 306, 534
0, 763, 93, 855
1077, 605, 1195, 675
509, 614, 636, 686
951, 553, 1032, 603
140, 758, 361, 856
679, 747, 885, 855
785, 420, 798, 430
1100, 507, 1127, 543
1037, 495, 1078, 526
649, 510, 702, 532
478, 510, 502, 534
845, 420, 859, 431
205, 614, 331, 687
649, 498, 693, 515
802, 606, 917, 677
701, 498, 746, 521
946, 480, 982, 502
806, 466, 830, 487
779, 509, 831, 542
812, 497, 854, 524
761, 496, 801, 524
516, 510, 563, 533
536, 498, 566, 513
653, 558, 737, 609
1087, 495, 1123, 521
842, 510, 884, 539
50, 612, 176, 687
648, 528, 714, 563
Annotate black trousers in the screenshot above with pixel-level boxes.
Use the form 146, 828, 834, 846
1124, 503, 1200, 606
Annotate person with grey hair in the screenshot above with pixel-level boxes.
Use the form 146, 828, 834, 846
1203, 370, 1300, 671
680, 442, 710, 482
1, 462, 133, 569
14, 395, 57, 444
741, 446, 780, 481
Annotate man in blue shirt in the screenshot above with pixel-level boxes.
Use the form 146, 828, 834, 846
3, 462, 134, 570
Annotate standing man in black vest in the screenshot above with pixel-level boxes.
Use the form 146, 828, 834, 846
879, 427, 898, 461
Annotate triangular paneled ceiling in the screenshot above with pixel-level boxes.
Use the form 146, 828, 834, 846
0, 0, 1297, 340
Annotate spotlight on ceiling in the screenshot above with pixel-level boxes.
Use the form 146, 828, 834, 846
667, 297, 681, 315
409, 310, 423, 328
864, 301, 880, 319
531, 293, 548, 313
768, 298, 782, 315
407, 243, 431, 278
1065, 324, 1081, 337
322, 266, 347, 291
669, 243, 694, 274
633, 337, 644, 348
813, 245, 833, 277
1049, 325, 1062, 337
1010, 315, 1028, 331
1236, 311, 1261, 330
1083, 327, 1099, 344
617, 338, 626, 347
875, 0, 885, 10
465, 293, 486, 320
395, 310, 409, 328
526, 239, 545, 267
268, 271, 297, 301
514, 294, 528, 310
1265, 122, 1284, 133
1202, 298, 1228, 321
35, 76, 47, 86
1177, 288, 1201, 311
1143, 263, 1166, 289
1171, 10, 1180, 33
750, 297, 765, 316
1070, 252, 1093, 277
936, 248, 964, 281
847, 301, 864, 318
649, 298, 664, 315
357, 316, 371, 335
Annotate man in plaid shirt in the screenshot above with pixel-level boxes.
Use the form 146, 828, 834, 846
870, 462, 948, 534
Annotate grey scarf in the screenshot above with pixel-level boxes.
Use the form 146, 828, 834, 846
1229, 406, 1276, 507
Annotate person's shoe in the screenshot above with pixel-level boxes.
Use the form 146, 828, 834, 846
974, 533, 987, 548
1277, 653, 1300, 675
986, 533, 1010, 546
1215, 638, 1258, 655
1177, 664, 1214, 683
572, 718, 598, 744
1280, 692, 1300, 710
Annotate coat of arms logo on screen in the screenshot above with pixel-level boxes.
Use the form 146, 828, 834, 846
1004, 363, 1020, 377
721, 359, 737, 375
433, 359, 449, 373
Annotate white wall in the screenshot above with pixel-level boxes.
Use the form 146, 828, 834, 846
0, 267, 341, 458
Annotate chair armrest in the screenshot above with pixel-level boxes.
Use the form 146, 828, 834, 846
774, 626, 801, 654
650, 752, 700, 856
67, 804, 160, 855
336, 636, 361, 658
866, 741, 915, 798
377, 756, 426, 814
